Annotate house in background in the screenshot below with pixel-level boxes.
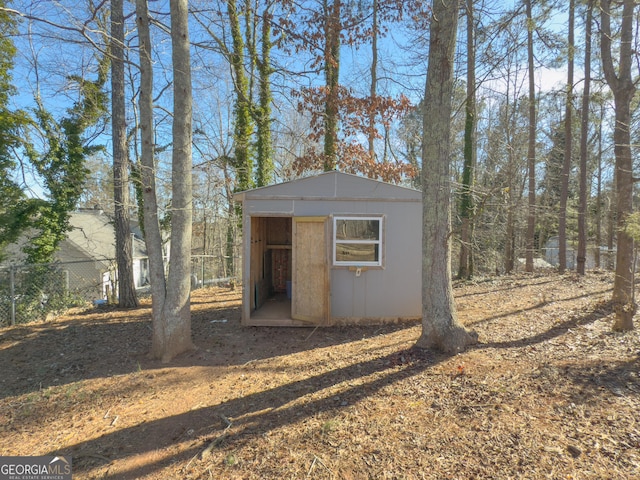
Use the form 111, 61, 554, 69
543, 235, 616, 270
234, 171, 422, 327
61, 209, 148, 300
2, 208, 148, 301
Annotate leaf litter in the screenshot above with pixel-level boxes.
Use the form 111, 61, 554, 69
0, 272, 638, 479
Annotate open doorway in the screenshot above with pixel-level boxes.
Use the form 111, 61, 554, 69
249, 216, 293, 322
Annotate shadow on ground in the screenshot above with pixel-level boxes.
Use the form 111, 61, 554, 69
51, 347, 438, 479
0, 288, 419, 399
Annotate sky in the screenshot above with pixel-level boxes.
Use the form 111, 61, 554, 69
6, 0, 591, 200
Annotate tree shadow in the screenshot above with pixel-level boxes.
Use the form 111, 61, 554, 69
47, 347, 441, 479
547, 356, 640, 404
476, 300, 613, 350
0, 300, 419, 400
464, 300, 548, 325
3, 277, 626, 478
46, 293, 625, 479
465, 289, 612, 327
454, 276, 559, 298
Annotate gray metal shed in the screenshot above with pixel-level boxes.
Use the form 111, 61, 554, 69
234, 171, 422, 326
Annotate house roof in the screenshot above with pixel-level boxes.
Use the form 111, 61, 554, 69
65, 210, 147, 261
234, 171, 421, 202
65, 210, 117, 261
1, 209, 146, 267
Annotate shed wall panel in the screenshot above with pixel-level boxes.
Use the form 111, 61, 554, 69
329, 201, 421, 319
238, 172, 423, 325
244, 200, 294, 215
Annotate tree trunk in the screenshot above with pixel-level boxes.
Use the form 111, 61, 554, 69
156, 0, 195, 361
607, 168, 616, 271
458, 0, 476, 280
368, 0, 378, 160
525, 0, 536, 273
504, 120, 516, 275
577, 0, 591, 275
595, 101, 603, 269
611, 103, 636, 330
136, 0, 167, 334
558, 0, 574, 274
228, 0, 253, 191
505, 203, 515, 274
112, 0, 138, 308
323, 0, 340, 171
416, 0, 476, 354
600, 0, 637, 330
255, 6, 274, 187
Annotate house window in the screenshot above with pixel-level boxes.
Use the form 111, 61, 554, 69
333, 216, 383, 266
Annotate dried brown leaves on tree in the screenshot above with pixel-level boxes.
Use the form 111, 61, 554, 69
280, 0, 429, 183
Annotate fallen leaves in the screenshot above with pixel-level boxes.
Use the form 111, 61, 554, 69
0, 273, 639, 479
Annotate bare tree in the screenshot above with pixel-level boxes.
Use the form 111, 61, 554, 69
162, 0, 194, 358
415, 0, 477, 354
458, 0, 476, 280
112, 0, 138, 307
368, 0, 378, 160
524, 0, 536, 273
600, 0, 637, 331
255, 2, 275, 187
323, 0, 341, 171
558, 0, 574, 274
576, 0, 592, 275
136, 0, 194, 361
136, 0, 168, 355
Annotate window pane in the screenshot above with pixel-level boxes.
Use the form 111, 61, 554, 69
335, 243, 378, 263
335, 219, 380, 241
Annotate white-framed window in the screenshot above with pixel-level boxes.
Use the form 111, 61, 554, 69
333, 215, 383, 267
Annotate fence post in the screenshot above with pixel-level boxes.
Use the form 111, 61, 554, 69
10, 266, 16, 326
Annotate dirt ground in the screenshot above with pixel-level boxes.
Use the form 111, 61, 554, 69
1, 272, 639, 479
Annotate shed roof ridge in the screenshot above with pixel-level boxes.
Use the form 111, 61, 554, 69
233, 171, 420, 202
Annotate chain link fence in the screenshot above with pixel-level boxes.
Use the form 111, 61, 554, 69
542, 245, 617, 270
189, 255, 238, 289
0, 255, 239, 327
0, 261, 103, 327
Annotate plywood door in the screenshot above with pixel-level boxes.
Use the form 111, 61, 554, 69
292, 217, 329, 324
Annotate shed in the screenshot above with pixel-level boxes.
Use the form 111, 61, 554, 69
234, 171, 422, 326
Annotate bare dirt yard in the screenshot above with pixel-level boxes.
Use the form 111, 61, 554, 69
1, 272, 639, 479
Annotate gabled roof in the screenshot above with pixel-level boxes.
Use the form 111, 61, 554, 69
65, 210, 117, 261
65, 210, 147, 261
0, 210, 146, 267
234, 171, 421, 202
